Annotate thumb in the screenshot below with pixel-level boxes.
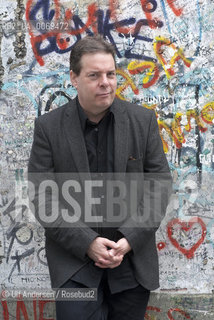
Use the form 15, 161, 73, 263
108, 249, 116, 257
103, 239, 119, 250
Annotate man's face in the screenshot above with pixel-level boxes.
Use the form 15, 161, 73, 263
70, 52, 117, 119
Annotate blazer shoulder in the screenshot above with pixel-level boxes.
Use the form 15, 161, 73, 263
116, 98, 154, 119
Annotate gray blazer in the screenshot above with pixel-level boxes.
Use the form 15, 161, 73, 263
28, 97, 171, 290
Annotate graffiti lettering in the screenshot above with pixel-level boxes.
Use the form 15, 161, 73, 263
127, 60, 159, 88
25, 0, 171, 65
158, 101, 214, 153
166, 0, 183, 17
116, 69, 139, 100
0, 298, 55, 320
154, 36, 192, 79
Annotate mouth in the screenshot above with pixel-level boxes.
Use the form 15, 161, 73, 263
97, 92, 111, 97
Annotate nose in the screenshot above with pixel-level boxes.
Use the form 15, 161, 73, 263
99, 74, 109, 87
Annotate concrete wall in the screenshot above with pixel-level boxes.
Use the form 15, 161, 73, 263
0, 0, 214, 318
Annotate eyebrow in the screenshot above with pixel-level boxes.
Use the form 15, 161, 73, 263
87, 69, 116, 74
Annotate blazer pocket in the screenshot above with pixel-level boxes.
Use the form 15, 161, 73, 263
126, 156, 144, 172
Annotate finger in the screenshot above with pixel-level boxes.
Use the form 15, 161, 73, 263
108, 250, 123, 261
97, 255, 123, 267
113, 254, 123, 263
95, 259, 113, 268
95, 262, 108, 268
95, 260, 122, 269
108, 249, 115, 257
96, 248, 117, 261
108, 249, 122, 257
108, 258, 123, 269
96, 257, 112, 265
95, 254, 123, 267
103, 239, 119, 250
96, 254, 121, 264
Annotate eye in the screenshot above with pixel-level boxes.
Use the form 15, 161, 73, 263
107, 71, 116, 78
88, 73, 98, 79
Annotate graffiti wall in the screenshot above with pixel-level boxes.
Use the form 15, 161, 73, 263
0, 0, 214, 318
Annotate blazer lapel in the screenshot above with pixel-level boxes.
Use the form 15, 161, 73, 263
64, 99, 90, 173
112, 99, 129, 173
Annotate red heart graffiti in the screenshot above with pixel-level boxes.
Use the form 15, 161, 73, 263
167, 217, 206, 259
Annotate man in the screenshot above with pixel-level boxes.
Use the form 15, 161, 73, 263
28, 35, 172, 320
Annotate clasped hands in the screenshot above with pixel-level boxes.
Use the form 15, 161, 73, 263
87, 237, 131, 269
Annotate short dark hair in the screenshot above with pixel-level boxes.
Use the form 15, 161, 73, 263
69, 35, 116, 75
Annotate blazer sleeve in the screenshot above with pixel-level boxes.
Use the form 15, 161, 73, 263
28, 117, 98, 261
118, 110, 172, 254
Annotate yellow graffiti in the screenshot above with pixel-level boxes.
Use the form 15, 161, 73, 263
153, 36, 192, 79
171, 112, 186, 145
157, 102, 213, 153
159, 112, 185, 153
201, 101, 214, 124
158, 120, 174, 153
112, 39, 193, 98
116, 69, 139, 100
185, 109, 207, 132
127, 60, 159, 88
142, 103, 157, 111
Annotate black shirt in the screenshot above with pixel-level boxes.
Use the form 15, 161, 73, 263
71, 98, 138, 294
77, 98, 114, 173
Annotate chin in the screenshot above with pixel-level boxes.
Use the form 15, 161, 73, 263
96, 104, 109, 111
101, 97, 114, 106
102, 101, 112, 109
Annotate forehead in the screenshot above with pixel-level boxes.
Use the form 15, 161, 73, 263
79, 52, 116, 71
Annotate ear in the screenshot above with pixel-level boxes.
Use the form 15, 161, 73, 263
70, 70, 78, 88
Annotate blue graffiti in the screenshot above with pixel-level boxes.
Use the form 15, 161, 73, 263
27, 0, 164, 62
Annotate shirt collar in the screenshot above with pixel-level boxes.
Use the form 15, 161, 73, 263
76, 96, 114, 131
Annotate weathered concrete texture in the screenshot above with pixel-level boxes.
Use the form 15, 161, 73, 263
0, 293, 213, 319
148, 292, 214, 319
0, 32, 5, 89
0, 0, 214, 316
13, 0, 27, 59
